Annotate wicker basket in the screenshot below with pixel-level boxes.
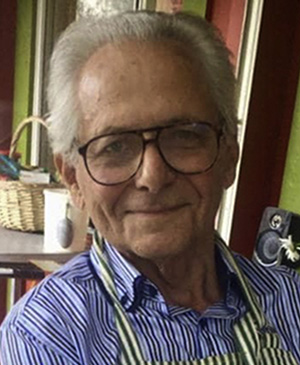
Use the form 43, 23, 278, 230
0, 116, 61, 232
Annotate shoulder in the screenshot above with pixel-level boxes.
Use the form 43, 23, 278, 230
0, 251, 113, 360
233, 252, 300, 297
1, 251, 94, 326
233, 251, 300, 351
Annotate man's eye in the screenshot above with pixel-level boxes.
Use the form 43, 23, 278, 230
90, 137, 129, 158
168, 129, 206, 147
102, 140, 125, 154
173, 130, 199, 140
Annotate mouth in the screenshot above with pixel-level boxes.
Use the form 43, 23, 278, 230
126, 204, 188, 216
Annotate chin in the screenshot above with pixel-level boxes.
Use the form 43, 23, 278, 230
125, 231, 193, 261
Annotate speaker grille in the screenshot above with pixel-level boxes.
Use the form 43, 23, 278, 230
255, 230, 282, 266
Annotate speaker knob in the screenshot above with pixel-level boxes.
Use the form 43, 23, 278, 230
270, 213, 283, 229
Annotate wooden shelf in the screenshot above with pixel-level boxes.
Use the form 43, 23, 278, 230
0, 226, 80, 263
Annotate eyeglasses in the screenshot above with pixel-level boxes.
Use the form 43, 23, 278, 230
78, 121, 223, 186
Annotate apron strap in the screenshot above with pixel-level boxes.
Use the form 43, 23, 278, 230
233, 311, 261, 365
93, 235, 145, 363
215, 235, 268, 330
93, 232, 295, 364
215, 235, 284, 364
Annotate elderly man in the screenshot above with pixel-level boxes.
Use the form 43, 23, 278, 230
1, 11, 300, 364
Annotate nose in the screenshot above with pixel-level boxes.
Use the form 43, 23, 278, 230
134, 142, 176, 193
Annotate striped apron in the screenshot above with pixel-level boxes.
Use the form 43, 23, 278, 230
94, 236, 298, 364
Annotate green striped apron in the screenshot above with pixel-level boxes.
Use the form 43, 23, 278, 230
94, 235, 298, 364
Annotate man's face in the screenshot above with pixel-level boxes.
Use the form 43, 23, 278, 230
67, 41, 238, 261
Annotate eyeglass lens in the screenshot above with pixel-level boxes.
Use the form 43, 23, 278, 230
84, 123, 219, 185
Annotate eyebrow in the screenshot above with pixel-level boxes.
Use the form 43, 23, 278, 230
92, 117, 209, 136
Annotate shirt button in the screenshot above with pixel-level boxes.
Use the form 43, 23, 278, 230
198, 317, 207, 329
148, 285, 157, 297
120, 294, 128, 305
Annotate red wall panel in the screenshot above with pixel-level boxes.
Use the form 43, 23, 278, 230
0, 0, 17, 150
230, 0, 300, 257
206, 0, 246, 67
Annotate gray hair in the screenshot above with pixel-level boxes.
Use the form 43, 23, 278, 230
47, 10, 237, 163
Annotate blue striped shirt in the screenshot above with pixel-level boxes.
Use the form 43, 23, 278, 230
1, 240, 300, 364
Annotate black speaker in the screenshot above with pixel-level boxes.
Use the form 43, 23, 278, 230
253, 207, 300, 268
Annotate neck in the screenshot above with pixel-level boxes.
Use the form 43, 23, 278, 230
122, 238, 224, 312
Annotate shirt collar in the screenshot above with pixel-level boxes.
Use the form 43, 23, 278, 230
90, 232, 245, 315
90, 235, 149, 311
198, 248, 244, 319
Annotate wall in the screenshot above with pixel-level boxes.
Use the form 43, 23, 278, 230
206, 0, 246, 67
230, 0, 300, 257
0, 1, 17, 151
0, 0, 17, 323
280, 74, 300, 214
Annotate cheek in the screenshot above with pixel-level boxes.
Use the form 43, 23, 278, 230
76, 169, 127, 230
187, 171, 224, 212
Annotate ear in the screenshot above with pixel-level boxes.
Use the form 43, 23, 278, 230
54, 154, 86, 211
222, 138, 239, 190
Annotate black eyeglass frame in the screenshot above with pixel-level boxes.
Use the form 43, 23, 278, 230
78, 121, 224, 186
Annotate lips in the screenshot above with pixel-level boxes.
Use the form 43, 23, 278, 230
126, 204, 188, 215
